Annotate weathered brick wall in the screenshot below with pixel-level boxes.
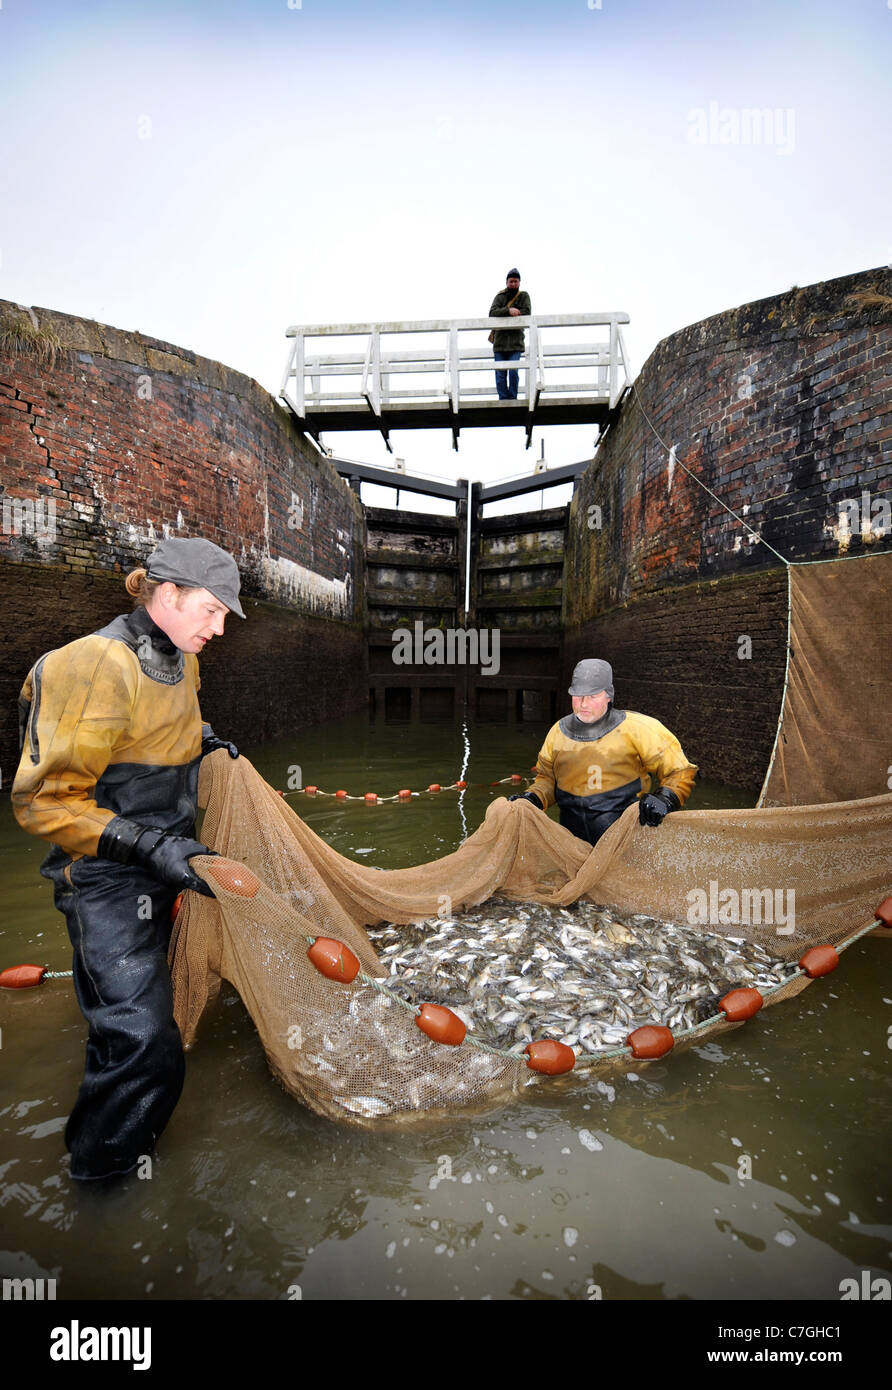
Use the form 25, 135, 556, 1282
0, 301, 366, 778
563, 267, 891, 789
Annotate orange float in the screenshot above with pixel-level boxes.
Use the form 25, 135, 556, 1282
455, 781, 467, 790
524, 1039, 576, 1074
0, 964, 47, 989
428, 783, 441, 793
398, 789, 412, 799
335, 789, 348, 799
415, 1002, 466, 1046
170, 892, 184, 923
799, 944, 839, 978
510, 773, 523, 783
875, 896, 892, 927
719, 987, 763, 1021
364, 792, 378, 803
627, 1025, 674, 1058
304, 785, 317, 796
307, 937, 361, 983
205, 859, 260, 897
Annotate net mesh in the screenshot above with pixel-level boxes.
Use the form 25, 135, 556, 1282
168, 553, 892, 1126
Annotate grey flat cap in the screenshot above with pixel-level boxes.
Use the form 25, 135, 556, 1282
145, 537, 246, 619
568, 659, 614, 699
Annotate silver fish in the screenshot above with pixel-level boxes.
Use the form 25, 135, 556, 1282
340, 1095, 394, 1117
367, 895, 797, 1055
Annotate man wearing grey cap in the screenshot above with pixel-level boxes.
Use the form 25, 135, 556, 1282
12, 537, 245, 1182
510, 659, 697, 845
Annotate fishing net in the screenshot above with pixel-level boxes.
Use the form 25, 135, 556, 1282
169, 553, 892, 1126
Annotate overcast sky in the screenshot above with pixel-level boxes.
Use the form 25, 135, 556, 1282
1, 0, 889, 513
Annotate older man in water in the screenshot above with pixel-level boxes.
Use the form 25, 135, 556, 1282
509, 659, 697, 845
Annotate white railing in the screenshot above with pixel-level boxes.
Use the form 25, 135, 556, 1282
280, 313, 632, 421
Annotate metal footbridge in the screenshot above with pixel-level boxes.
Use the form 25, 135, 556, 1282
279, 312, 632, 449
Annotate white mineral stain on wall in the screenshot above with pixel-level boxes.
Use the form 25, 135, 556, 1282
824, 495, 890, 553
824, 509, 856, 553
110, 473, 352, 619
124, 520, 157, 548
261, 554, 352, 618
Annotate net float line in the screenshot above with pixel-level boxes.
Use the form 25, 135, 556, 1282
296, 893, 892, 1074
0, 964, 73, 987
6, 892, 888, 1082
278, 769, 538, 804
573, 907, 888, 1067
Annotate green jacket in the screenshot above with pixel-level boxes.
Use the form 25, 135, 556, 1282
488, 287, 532, 352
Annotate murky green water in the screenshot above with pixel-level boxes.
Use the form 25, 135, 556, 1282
1, 712, 889, 1301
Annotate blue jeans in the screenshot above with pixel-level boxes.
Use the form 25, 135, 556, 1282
494, 350, 521, 400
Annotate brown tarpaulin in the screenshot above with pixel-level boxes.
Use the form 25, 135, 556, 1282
761, 549, 892, 806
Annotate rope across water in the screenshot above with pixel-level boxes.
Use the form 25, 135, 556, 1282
279, 772, 533, 803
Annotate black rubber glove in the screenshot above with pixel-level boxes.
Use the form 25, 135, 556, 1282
201, 726, 239, 759
131, 829, 218, 896
97, 816, 217, 897
508, 791, 543, 808
638, 787, 681, 827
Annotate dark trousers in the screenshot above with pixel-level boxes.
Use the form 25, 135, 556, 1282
494, 349, 522, 399
44, 854, 185, 1180
559, 805, 626, 846
555, 781, 641, 846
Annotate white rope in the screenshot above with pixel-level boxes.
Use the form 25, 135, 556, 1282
627, 379, 792, 567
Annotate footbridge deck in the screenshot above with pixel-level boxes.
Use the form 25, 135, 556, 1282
279, 313, 632, 449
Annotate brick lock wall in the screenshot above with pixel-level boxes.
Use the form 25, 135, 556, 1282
563, 267, 891, 789
0, 301, 367, 778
